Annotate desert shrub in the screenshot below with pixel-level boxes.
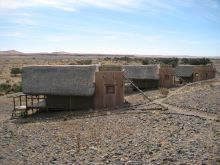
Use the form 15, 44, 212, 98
113, 57, 119, 61
104, 57, 111, 61
181, 58, 189, 64
121, 56, 131, 62
142, 58, 149, 65
11, 67, 22, 76
76, 60, 92, 65
0, 82, 21, 94
11, 83, 22, 92
159, 58, 179, 67
0, 83, 11, 93
181, 58, 211, 65
159, 88, 169, 96
145, 58, 179, 67
113, 56, 132, 62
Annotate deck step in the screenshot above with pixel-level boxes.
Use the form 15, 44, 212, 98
11, 110, 27, 119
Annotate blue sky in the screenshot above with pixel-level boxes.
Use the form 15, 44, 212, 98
0, 0, 220, 57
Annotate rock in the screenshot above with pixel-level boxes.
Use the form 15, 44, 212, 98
163, 157, 176, 162
157, 143, 162, 147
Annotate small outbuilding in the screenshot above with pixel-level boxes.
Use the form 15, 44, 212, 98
123, 65, 160, 89
22, 65, 124, 111
175, 65, 216, 83
94, 70, 124, 109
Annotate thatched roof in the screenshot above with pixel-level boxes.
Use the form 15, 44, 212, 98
176, 65, 216, 77
22, 65, 96, 96
123, 65, 159, 80
99, 65, 122, 71
176, 65, 196, 77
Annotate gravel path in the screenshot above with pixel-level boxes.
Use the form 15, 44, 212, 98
1, 111, 220, 165
0, 81, 220, 165
164, 82, 220, 117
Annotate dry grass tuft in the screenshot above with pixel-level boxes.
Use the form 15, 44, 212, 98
159, 88, 169, 96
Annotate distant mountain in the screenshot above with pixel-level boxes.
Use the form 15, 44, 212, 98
52, 51, 71, 54
0, 50, 23, 54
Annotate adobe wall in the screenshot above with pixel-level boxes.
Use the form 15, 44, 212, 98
94, 71, 124, 109
159, 68, 175, 88
193, 66, 216, 82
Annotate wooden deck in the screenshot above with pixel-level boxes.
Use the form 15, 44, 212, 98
10, 93, 46, 119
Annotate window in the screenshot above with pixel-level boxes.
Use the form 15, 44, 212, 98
106, 85, 115, 94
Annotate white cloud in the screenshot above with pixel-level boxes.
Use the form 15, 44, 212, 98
0, 31, 26, 37
0, 0, 176, 13
0, 0, 141, 11
14, 17, 39, 25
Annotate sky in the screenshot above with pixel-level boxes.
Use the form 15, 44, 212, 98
0, 0, 220, 57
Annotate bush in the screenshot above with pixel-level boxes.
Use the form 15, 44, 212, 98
0, 83, 11, 93
145, 58, 179, 67
113, 56, 132, 62
0, 82, 21, 94
181, 58, 211, 65
181, 58, 189, 64
142, 58, 149, 65
76, 60, 92, 65
104, 57, 111, 61
159, 58, 179, 67
11, 68, 22, 77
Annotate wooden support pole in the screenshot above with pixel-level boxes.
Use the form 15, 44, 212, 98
31, 95, 33, 112
19, 96, 22, 106
25, 95, 28, 116
123, 75, 151, 102
13, 97, 15, 111
25, 95, 28, 109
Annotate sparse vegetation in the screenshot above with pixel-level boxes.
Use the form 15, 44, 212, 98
181, 58, 211, 65
113, 56, 132, 62
159, 88, 169, 96
141, 58, 179, 67
10, 67, 22, 77
0, 83, 11, 93
142, 58, 149, 65
159, 58, 179, 67
0, 82, 21, 94
104, 57, 111, 61
69, 60, 93, 65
